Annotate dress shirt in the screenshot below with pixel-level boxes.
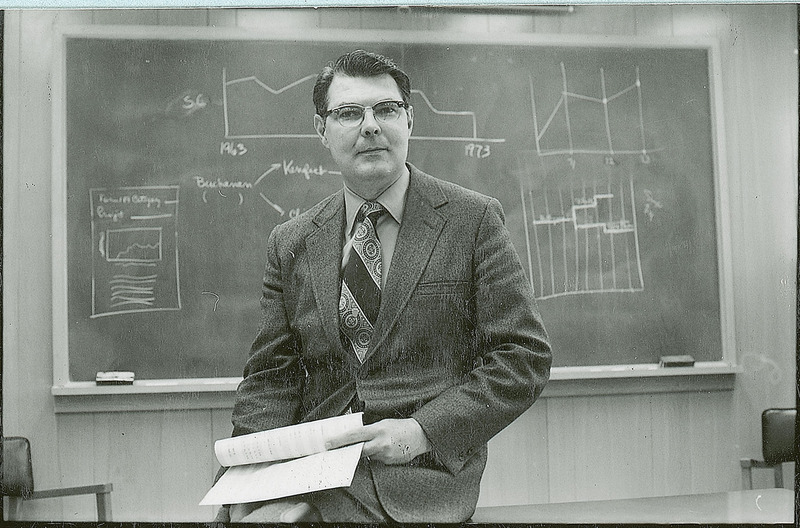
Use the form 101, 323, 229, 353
341, 168, 409, 290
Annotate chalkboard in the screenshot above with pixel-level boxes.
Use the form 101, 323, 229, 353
55, 29, 730, 383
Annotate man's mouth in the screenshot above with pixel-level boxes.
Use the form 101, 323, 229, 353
358, 147, 387, 154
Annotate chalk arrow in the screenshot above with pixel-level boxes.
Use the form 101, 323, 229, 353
260, 193, 285, 216
254, 163, 282, 186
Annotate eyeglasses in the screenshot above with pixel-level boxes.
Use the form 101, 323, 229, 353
322, 100, 409, 128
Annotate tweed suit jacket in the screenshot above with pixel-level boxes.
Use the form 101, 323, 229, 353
229, 164, 552, 523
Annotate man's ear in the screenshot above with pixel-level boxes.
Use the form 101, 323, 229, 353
314, 114, 329, 148
406, 105, 414, 133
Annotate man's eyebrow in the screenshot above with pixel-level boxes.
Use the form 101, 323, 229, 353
332, 99, 400, 108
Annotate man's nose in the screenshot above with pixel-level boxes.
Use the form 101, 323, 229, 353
360, 108, 381, 136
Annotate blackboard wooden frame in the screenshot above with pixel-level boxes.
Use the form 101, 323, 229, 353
50, 25, 738, 399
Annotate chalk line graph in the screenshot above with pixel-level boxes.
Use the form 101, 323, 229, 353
222, 69, 505, 143
408, 89, 505, 143
530, 63, 658, 160
103, 227, 164, 263
223, 69, 318, 140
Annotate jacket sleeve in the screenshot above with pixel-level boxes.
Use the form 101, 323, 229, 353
411, 197, 552, 474
230, 225, 306, 437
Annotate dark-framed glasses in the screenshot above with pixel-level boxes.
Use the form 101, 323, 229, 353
322, 100, 409, 128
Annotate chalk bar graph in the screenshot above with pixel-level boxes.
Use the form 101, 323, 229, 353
522, 173, 644, 300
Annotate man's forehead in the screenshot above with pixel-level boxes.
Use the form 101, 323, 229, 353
327, 73, 403, 104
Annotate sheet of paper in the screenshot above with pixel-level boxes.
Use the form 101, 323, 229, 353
214, 412, 363, 467
199, 442, 364, 506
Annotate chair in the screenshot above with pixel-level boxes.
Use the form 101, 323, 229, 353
740, 408, 796, 489
1, 436, 113, 520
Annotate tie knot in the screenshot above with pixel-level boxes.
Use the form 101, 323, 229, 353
357, 201, 385, 225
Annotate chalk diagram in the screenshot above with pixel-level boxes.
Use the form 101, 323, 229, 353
90, 187, 181, 317
195, 159, 342, 221
530, 63, 654, 160
522, 173, 644, 300
221, 69, 505, 144
522, 63, 650, 300
223, 69, 319, 139
407, 89, 504, 144
104, 227, 162, 263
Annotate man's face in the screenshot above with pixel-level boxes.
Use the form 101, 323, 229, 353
314, 73, 413, 198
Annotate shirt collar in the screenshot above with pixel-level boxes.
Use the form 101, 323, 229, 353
343, 168, 409, 235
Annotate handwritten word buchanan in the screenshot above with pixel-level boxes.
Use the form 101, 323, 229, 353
193, 177, 254, 190
282, 160, 338, 180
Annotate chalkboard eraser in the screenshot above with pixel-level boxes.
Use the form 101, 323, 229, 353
95, 371, 135, 385
659, 355, 695, 367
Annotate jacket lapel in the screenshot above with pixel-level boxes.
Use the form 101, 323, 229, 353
366, 167, 447, 361
305, 192, 354, 362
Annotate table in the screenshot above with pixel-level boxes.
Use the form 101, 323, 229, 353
471, 489, 795, 524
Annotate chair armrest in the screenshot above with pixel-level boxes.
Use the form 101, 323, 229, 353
740, 458, 773, 469
30, 483, 112, 500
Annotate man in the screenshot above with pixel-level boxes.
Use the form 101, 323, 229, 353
217, 49, 551, 523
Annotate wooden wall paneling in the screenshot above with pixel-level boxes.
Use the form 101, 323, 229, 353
670, 4, 732, 40
55, 413, 100, 521
2, 9, 23, 438
157, 9, 210, 27
691, 7, 755, 460
317, 7, 361, 29
669, 4, 797, 478
359, 7, 432, 31
486, 13, 535, 34
633, 5, 674, 37
394, 7, 433, 32
236, 8, 320, 30
52, 9, 94, 26
651, 391, 737, 494
648, 393, 692, 495
159, 409, 216, 521
91, 9, 159, 25
732, 5, 797, 377
207, 409, 234, 519
479, 402, 549, 507
100, 412, 165, 521
211, 409, 234, 473
89, 413, 114, 514
211, 407, 233, 438
357, 8, 397, 31
727, 5, 798, 466
426, 11, 490, 33
723, 4, 769, 360
649, 393, 699, 494
546, 395, 655, 503
208, 9, 237, 28
9, 10, 63, 521
558, 5, 637, 35
531, 12, 564, 34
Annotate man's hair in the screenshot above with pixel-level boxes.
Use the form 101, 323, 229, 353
313, 50, 412, 116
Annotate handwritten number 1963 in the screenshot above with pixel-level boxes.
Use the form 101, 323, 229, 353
220, 142, 248, 156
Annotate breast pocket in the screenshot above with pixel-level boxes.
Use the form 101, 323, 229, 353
411, 280, 473, 332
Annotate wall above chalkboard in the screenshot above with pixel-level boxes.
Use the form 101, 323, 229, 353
51, 27, 736, 391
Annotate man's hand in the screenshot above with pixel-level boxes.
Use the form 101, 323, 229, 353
325, 418, 432, 465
